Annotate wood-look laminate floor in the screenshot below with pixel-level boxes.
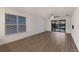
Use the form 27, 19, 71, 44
0, 32, 78, 52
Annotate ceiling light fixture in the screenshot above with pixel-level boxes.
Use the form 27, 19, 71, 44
50, 13, 60, 20
50, 14, 54, 19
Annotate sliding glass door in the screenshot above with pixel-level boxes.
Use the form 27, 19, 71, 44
51, 20, 66, 32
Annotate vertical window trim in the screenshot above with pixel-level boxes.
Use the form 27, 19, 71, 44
17, 15, 19, 33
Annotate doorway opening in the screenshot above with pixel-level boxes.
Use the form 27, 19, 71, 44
51, 20, 66, 32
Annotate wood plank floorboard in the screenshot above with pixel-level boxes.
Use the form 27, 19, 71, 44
0, 31, 78, 52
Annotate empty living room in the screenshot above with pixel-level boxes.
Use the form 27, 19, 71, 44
0, 7, 79, 52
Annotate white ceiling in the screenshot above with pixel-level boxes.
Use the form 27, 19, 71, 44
14, 7, 75, 19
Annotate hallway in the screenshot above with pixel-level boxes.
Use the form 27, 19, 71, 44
0, 32, 78, 52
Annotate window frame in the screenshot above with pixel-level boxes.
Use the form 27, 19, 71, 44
5, 13, 26, 35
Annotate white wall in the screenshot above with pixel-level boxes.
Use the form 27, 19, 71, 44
45, 19, 51, 31
0, 8, 45, 45
66, 16, 72, 33
46, 17, 71, 33
71, 8, 79, 50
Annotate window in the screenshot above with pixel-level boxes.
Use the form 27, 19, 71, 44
18, 16, 26, 32
5, 14, 26, 35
